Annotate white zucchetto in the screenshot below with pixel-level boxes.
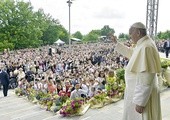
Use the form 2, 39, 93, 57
131, 22, 146, 29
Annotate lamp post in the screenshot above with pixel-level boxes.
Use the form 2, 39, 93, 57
67, 0, 73, 48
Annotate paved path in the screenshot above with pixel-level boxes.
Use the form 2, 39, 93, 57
0, 88, 170, 120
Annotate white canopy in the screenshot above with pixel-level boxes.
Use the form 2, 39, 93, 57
54, 39, 65, 45
71, 38, 81, 41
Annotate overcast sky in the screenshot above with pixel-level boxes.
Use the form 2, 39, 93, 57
24, 0, 170, 36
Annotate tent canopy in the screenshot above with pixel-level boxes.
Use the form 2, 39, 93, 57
71, 38, 81, 42
54, 39, 65, 44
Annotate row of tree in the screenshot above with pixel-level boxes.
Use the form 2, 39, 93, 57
157, 31, 170, 40
0, 0, 116, 51
0, 0, 68, 51
117, 30, 170, 42
0, 0, 170, 51
73, 25, 115, 42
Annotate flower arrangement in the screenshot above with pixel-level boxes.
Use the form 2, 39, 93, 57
14, 69, 126, 116
105, 76, 117, 96
59, 98, 84, 117
50, 95, 69, 113
161, 58, 170, 69
115, 68, 125, 98
15, 87, 29, 97
116, 68, 125, 82
88, 92, 107, 108
27, 88, 37, 101
105, 70, 118, 97
38, 92, 51, 108
106, 73, 124, 97
35, 90, 47, 100
15, 88, 25, 96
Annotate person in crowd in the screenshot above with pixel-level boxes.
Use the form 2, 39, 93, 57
17, 68, 25, 81
88, 86, 96, 98
0, 64, 10, 97
80, 79, 89, 94
87, 78, 98, 98
110, 22, 162, 120
163, 39, 170, 58
70, 82, 87, 100
95, 71, 106, 90
47, 78, 56, 94
63, 80, 73, 97
48, 47, 52, 56
56, 84, 64, 96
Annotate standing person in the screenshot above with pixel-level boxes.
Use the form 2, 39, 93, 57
48, 47, 52, 56
163, 39, 170, 58
0, 64, 10, 97
110, 22, 162, 120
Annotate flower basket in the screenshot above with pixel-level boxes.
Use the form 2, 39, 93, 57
160, 58, 170, 86
157, 72, 168, 91
163, 67, 170, 86
89, 92, 107, 109
78, 104, 91, 115
59, 98, 90, 117
50, 95, 69, 113
32, 97, 39, 104
15, 88, 22, 96
90, 101, 104, 109
15, 88, 27, 96
103, 92, 123, 105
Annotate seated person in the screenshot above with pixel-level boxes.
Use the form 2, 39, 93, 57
70, 82, 87, 100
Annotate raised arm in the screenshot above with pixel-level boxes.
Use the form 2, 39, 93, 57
109, 35, 133, 59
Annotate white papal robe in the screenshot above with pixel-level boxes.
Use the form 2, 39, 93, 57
115, 35, 162, 120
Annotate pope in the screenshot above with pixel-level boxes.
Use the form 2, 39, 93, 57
110, 22, 162, 120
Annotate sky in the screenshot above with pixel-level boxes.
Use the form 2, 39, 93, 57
24, 0, 170, 36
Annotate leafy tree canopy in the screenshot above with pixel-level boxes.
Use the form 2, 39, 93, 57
101, 25, 115, 36
157, 30, 170, 40
72, 31, 83, 40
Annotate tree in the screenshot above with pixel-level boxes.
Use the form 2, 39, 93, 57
0, 41, 14, 51
118, 33, 129, 41
57, 25, 69, 43
0, 0, 69, 50
83, 30, 99, 42
41, 25, 59, 45
41, 24, 69, 45
157, 30, 170, 40
0, 0, 46, 49
72, 31, 83, 40
101, 25, 115, 36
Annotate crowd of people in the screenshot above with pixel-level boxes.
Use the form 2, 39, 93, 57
156, 39, 170, 58
0, 22, 168, 120
0, 36, 168, 98
0, 42, 128, 98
